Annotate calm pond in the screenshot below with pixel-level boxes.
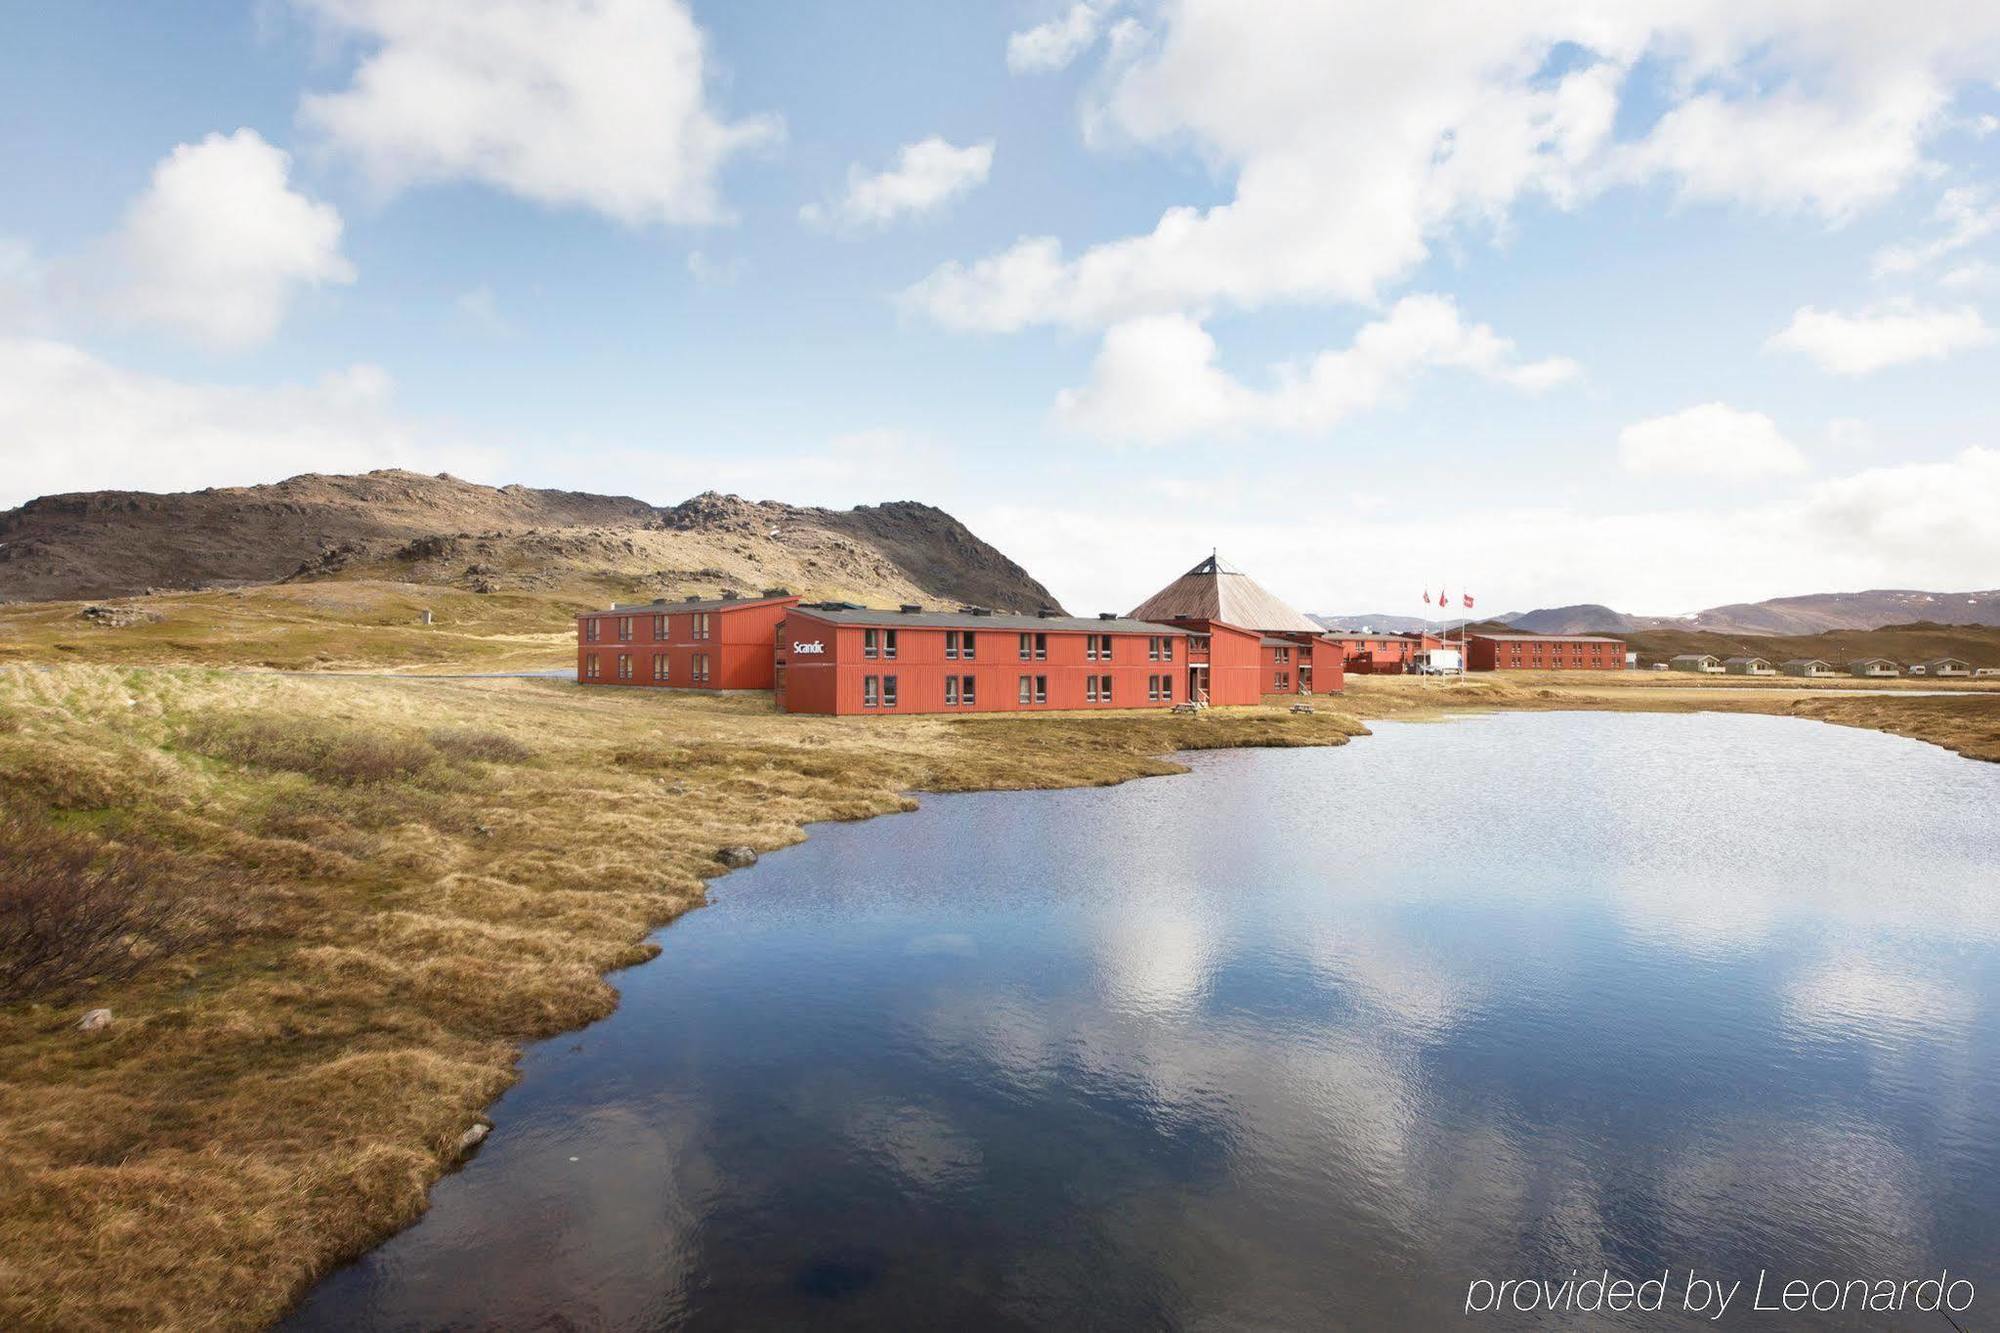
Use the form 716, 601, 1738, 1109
289, 712, 2000, 1330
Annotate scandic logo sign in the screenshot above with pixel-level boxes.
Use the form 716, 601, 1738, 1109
791, 640, 825, 655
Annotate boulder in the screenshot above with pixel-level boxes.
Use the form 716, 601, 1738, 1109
77, 1008, 113, 1032
715, 845, 758, 869
456, 1123, 490, 1157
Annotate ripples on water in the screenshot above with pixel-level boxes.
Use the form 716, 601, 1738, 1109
288, 712, 2000, 1330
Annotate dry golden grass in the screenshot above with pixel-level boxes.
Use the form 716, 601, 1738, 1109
0, 666, 1362, 1330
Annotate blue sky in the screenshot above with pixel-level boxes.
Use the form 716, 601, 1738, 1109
4, 2, 1999, 615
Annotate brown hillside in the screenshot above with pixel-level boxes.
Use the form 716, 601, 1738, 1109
1619, 621, 2000, 670
0, 470, 1061, 613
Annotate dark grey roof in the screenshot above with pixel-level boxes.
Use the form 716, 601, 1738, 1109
1781, 658, 1832, 667
1722, 656, 1770, 665
787, 605, 1185, 636
599, 592, 796, 614
1471, 632, 1627, 645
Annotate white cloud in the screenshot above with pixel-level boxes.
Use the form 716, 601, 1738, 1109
1617, 403, 1807, 480
685, 249, 745, 286
801, 137, 993, 229
296, 0, 781, 227
1872, 186, 2000, 276
1939, 260, 2000, 291
1056, 296, 1577, 442
909, 6, 2000, 334
0, 337, 492, 508
454, 283, 512, 335
1767, 301, 1994, 374
110, 129, 354, 348
1006, 3, 1110, 74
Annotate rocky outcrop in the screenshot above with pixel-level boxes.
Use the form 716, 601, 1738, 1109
0, 470, 1063, 613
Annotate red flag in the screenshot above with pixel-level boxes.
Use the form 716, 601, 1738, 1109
1422, 589, 1431, 605
1462, 593, 1475, 609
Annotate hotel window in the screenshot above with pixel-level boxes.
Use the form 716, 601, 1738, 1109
652, 614, 668, 639
1147, 674, 1159, 702
864, 675, 879, 707
1274, 671, 1290, 690
692, 653, 710, 683
1148, 637, 1161, 661
882, 675, 898, 707
1018, 633, 1032, 661
1086, 677, 1098, 703
1162, 637, 1174, 661
1018, 675, 1032, 704
883, 629, 898, 660
585, 618, 600, 642
961, 675, 976, 705
584, 654, 601, 679
617, 654, 633, 680
652, 653, 668, 682
1034, 633, 1047, 660
1034, 675, 1048, 704
1099, 674, 1113, 702
692, 612, 711, 640
945, 676, 959, 705
1161, 675, 1173, 701
617, 617, 633, 641
864, 629, 880, 659
1274, 646, 1291, 664
962, 631, 977, 659
945, 630, 960, 660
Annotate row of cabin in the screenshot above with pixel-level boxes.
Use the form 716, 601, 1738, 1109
575, 556, 1639, 716
1666, 653, 1985, 678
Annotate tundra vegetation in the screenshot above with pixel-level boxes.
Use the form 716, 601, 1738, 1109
1, 621, 1996, 1329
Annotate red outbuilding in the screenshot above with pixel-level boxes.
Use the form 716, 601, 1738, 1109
577, 590, 799, 690
774, 604, 1203, 716
1465, 633, 1628, 671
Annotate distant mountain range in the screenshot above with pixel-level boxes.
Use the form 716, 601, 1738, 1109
1316, 589, 2000, 637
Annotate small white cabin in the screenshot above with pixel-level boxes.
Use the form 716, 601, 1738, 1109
1670, 653, 1723, 674
1781, 659, 1835, 678
1848, 658, 1900, 678
1919, 657, 1972, 678
1723, 656, 1775, 676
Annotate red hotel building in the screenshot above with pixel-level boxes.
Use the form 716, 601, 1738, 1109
773, 604, 1255, 715
1319, 631, 1448, 675
1465, 632, 1628, 672
577, 591, 798, 690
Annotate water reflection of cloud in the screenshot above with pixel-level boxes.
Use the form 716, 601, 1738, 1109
1094, 896, 1217, 1019
1302, 922, 1481, 1038
1658, 1119, 1931, 1275
845, 1101, 982, 1191
1783, 952, 1976, 1044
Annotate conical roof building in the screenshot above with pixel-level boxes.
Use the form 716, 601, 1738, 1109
1128, 554, 1323, 633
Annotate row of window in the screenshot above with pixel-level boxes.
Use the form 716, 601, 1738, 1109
582, 652, 711, 682
584, 613, 713, 644
1273, 671, 1291, 691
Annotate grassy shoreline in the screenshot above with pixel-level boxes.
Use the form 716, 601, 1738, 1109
2, 664, 1995, 1329
0, 666, 1363, 1330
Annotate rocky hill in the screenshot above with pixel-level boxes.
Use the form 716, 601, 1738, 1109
1501, 591, 2000, 636
0, 470, 1061, 612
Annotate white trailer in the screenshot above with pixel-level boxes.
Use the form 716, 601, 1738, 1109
1414, 648, 1462, 675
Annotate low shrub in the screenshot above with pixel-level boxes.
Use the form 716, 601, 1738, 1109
0, 811, 249, 1004
427, 727, 536, 765
182, 714, 453, 787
